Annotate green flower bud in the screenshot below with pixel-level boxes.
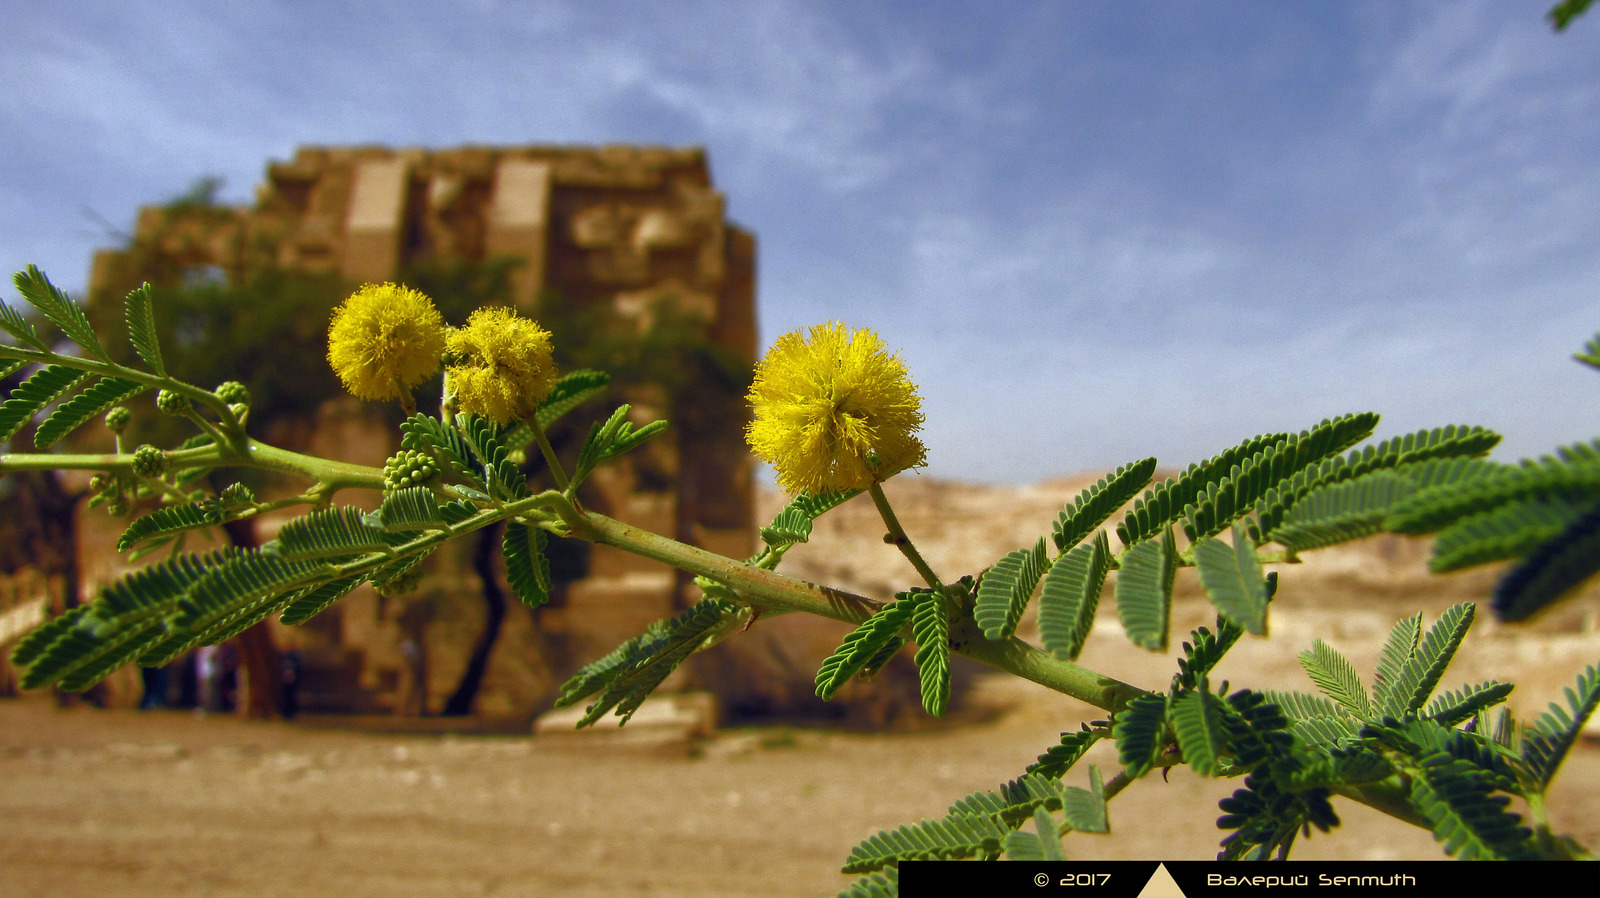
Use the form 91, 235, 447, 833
104, 406, 132, 433
88, 472, 113, 493
131, 444, 168, 478
215, 381, 251, 406
105, 495, 130, 517
156, 389, 191, 416
383, 448, 440, 492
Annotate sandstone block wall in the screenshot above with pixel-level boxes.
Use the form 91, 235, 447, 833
89, 145, 758, 715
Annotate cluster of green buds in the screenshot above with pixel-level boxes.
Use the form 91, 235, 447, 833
156, 389, 191, 417
214, 380, 251, 423
130, 444, 168, 479
214, 380, 250, 406
87, 472, 130, 517
104, 406, 132, 435
382, 448, 440, 492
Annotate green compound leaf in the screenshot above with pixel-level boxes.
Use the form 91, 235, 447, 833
1172, 687, 1230, 776
1259, 689, 1349, 744
1424, 681, 1514, 728
1270, 471, 1417, 552
1194, 520, 1270, 636
53, 621, 170, 692
1184, 413, 1380, 542
842, 813, 1011, 872
1254, 425, 1502, 536
1386, 458, 1600, 535
277, 575, 365, 627
458, 414, 528, 500
1061, 766, 1109, 833
1520, 663, 1600, 792
174, 550, 326, 634
1297, 639, 1372, 719
832, 867, 898, 898
761, 488, 861, 549
503, 522, 552, 609
556, 618, 676, 709
1389, 603, 1476, 717
856, 633, 907, 681
9, 605, 91, 670
572, 405, 669, 486
1003, 807, 1066, 861
1384, 743, 1539, 860
1372, 717, 1522, 794
33, 376, 147, 449
1575, 330, 1600, 369
374, 487, 447, 532
17, 550, 238, 690
1493, 503, 1600, 622
1118, 430, 1290, 546
0, 298, 49, 351
973, 537, 1047, 640
0, 364, 90, 443
1173, 619, 1244, 692
537, 369, 609, 428
499, 368, 611, 451
1430, 496, 1593, 573
1260, 689, 1341, 721
911, 588, 951, 717
1372, 612, 1422, 717
117, 500, 225, 552
815, 595, 917, 701
400, 413, 483, 485
263, 506, 399, 562
1038, 530, 1110, 661
1026, 722, 1105, 779
368, 547, 435, 594
1114, 524, 1176, 651
440, 499, 479, 526
576, 598, 739, 727
1550, 0, 1596, 32
947, 773, 1068, 825
1112, 693, 1167, 779
13, 265, 109, 361
1052, 457, 1156, 552
122, 282, 164, 375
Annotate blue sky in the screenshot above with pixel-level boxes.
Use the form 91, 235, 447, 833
3, 1, 1598, 483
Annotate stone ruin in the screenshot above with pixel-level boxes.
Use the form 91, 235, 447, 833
83, 145, 758, 717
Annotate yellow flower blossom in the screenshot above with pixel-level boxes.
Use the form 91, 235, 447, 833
446, 307, 558, 424
746, 322, 926, 494
326, 283, 447, 401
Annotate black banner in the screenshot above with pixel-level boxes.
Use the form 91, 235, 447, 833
897, 860, 1600, 898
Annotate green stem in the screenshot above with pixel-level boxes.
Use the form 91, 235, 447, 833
182, 408, 234, 451
528, 414, 570, 492
0, 343, 233, 419
239, 440, 385, 491
578, 507, 1149, 713
868, 481, 944, 590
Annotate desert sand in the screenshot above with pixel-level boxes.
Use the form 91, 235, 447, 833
2, 477, 1598, 896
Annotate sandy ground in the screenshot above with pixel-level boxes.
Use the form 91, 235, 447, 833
2, 650, 1597, 898
5, 477, 1599, 896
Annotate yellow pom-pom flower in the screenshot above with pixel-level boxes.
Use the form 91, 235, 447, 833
326, 283, 447, 401
746, 322, 927, 494
445, 307, 558, 425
